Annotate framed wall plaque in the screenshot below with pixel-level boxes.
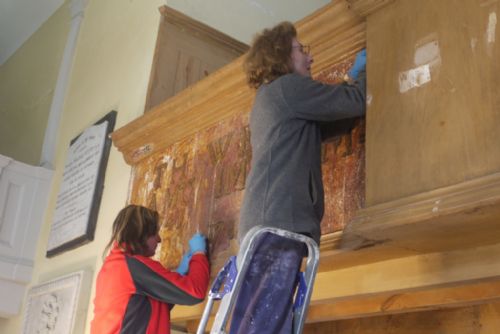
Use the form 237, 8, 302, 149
46, 111, 116, 257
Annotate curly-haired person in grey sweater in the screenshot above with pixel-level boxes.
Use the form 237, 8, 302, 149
231, 21, 366, 334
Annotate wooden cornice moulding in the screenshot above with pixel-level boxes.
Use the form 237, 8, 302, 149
111, 1, 368, 165
318, 172, 500, 270
158, 5, 249, 55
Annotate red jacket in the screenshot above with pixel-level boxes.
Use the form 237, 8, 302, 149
91, 245, 209, 334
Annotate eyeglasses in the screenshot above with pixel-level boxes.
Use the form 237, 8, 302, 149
292, 44, 311, 55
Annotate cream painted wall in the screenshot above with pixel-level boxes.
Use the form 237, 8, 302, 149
0, 0, 164, 332
0, 3, 70, 165
166, 0, 330, 44
0, 0, 329, 333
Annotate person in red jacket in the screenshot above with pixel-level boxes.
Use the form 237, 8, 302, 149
91, 205, 209, 334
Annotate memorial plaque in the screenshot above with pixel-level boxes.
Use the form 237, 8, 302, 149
46, 111, 116, 257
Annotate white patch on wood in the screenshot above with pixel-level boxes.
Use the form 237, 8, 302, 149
432, 200, 441, 213
471, 37, 478, 51
480, 0, 498, 7
414, 40, 441, 68
487, 12, 497, 44
399, 64, 431, 93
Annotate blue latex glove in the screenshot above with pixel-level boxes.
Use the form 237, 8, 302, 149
176, 252, 192, 275
189, 233, 207, 254
348, 49, 366, 80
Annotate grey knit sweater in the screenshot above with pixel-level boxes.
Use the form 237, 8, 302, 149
239, 70, 366, 244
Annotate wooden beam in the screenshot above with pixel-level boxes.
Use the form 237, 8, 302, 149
177, 280, 500, 329
307, 279, 500, 322
312, 243, 500, 303
172, 242, 500, 323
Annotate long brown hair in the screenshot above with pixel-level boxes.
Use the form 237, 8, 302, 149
243, 21, 297, 89
104, 205, 159, 257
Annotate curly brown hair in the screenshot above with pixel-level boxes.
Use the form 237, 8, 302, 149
243, 21, 297, 89
104, 204, 160, 257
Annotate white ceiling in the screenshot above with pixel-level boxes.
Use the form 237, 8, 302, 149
0, 0, 64, 65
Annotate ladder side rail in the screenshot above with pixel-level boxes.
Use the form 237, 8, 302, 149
210, 227, 271, 333
197, 297, 215, 334
293, 237, 320, 333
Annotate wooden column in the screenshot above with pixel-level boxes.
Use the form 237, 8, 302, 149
336, 0, 500, 268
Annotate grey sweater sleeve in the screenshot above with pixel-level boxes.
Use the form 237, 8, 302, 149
280, 70, 366, 122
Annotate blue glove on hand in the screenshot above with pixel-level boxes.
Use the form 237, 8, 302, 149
189, 233, 207, 254
348, 49, 366, 80
176, 252, 192, 275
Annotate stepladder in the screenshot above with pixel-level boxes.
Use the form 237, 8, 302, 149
197, 226, 320, 334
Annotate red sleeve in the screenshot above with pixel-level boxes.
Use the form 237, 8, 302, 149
126, 253, 209, 305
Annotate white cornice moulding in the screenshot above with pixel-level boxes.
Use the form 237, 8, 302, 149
0, 156, 12, 174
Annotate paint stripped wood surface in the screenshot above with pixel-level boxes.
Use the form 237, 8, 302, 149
366, 0, 500, 205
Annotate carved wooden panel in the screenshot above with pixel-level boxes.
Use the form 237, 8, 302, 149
144, 6, 248, 112
129, 58, 364, 272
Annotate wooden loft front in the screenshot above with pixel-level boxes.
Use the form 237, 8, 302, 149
111, 0, 500, 331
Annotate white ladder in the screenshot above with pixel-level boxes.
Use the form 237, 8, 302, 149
196, 226, 320, 334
